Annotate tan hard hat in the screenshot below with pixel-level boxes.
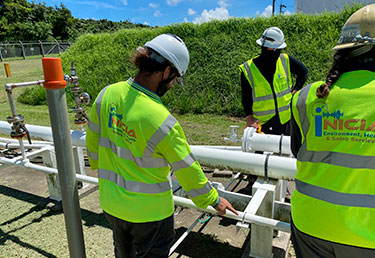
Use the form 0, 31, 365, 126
333, 4, 375, 51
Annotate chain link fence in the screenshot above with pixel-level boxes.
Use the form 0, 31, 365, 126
0, 41, 71, 61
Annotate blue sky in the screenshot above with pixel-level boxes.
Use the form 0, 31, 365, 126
38, 0, 295, 26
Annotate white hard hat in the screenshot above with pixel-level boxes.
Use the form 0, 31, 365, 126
256, 27, 287, 49
333, 4, 375, 51
144, 33, 190, 76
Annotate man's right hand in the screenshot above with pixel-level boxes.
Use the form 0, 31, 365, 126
214, 197, 239, 216
246, 115, 259, 129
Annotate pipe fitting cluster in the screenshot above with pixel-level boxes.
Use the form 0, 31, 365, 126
6, 114, 31, 144
65, 61, 90, 125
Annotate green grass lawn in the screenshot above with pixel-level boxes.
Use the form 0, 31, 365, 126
0, 58, 246, 145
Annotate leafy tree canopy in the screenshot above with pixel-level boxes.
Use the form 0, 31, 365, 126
0, 0, 149, 41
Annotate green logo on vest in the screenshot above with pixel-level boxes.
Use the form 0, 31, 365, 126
108, 104, 136, 141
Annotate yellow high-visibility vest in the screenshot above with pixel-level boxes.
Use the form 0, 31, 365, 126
86, 78, 218, 223
291, 71, 375, 248
239, 54, 292, 124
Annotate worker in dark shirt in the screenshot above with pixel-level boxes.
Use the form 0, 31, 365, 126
239, 27, 308, 135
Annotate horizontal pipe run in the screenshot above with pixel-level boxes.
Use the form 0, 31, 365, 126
192, 145, 242, 151
173, 196, 290, 232
0, 137, 52, 146
5, 80, 44, 90
0, 122, 297, 180
190, 146, 296, 180
0, 121, 86, 147
0, 157, 98, 185
0, 142, 50, 149
0, 156, 290, 232
247, 133, 292, 155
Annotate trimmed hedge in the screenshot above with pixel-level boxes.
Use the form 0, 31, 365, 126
19, 5, 361, 116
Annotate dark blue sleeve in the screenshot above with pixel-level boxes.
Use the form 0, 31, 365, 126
289, 55, 308, 91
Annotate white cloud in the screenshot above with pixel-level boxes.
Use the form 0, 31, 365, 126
144, 21, 150, 25
75, 1, 118, 9
120, 0, 127, 6
256, 5, 273, 17
184, 17, 189, 23
154, 10, 162, 17
166, 0, 183, 6
149, 2, 160, 8
193, 0, 230, 24
188, 8, 196, 15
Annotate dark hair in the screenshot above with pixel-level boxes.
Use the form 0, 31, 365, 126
316, 50, 346, 98
130, 47, 170, 74
316, 45, 375, 98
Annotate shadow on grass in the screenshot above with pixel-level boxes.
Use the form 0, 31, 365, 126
0, 185, 110, 228
0, 185, 250, 258
172, 227, 247, 258
0, 185, 112, 257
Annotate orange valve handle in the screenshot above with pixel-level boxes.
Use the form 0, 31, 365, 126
42, 57, 67, 89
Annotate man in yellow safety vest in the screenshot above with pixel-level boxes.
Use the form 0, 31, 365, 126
86, 33, 238, 258
290, 5, 375, 257
239, 26, 308, 135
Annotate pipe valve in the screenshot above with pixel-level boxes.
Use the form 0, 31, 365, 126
6, 114, 31, 144
224, 125, 241, 142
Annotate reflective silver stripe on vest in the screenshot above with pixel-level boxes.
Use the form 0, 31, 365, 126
99, 168, 171, 194
144, 114, 177, 156
298, 142, 375, 169
253, 104, 290, 117
296, 84, 375, 169
87, 120, 100, 134
296, 179, 375, 208
296, 83, 312, 135
171, 152, 196, 171
100, 137, 168, 168
95, 86, 110, 134
186, 182, 213, 198
86, 149, 98, 160
279, 54, 291, 89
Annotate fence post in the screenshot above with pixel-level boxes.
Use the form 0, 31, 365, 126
56, 40, 61, 55
0, 44, 3, 62
19, 41, 26, 60
39, 40, 45, 57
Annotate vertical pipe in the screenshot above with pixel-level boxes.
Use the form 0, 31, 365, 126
0, 44, 3, 62
19, 41, 26, 60
39, 40, 45, 57
42, 58, 86, 258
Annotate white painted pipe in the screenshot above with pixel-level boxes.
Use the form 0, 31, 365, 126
0, 121, 86, 147
190, 146, 296, 180
242, 127, 291, 155
173, 196, 290, 232
0, 155, 290, 232
0, 121, 296, 180
0, 157, 98, 185
192, 145, 242, 151
5, 80, 44, 89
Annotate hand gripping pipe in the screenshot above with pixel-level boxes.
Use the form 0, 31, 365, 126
42, 58, 86, 258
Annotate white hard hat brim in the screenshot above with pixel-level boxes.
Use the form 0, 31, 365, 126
256, 38, 287, 49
